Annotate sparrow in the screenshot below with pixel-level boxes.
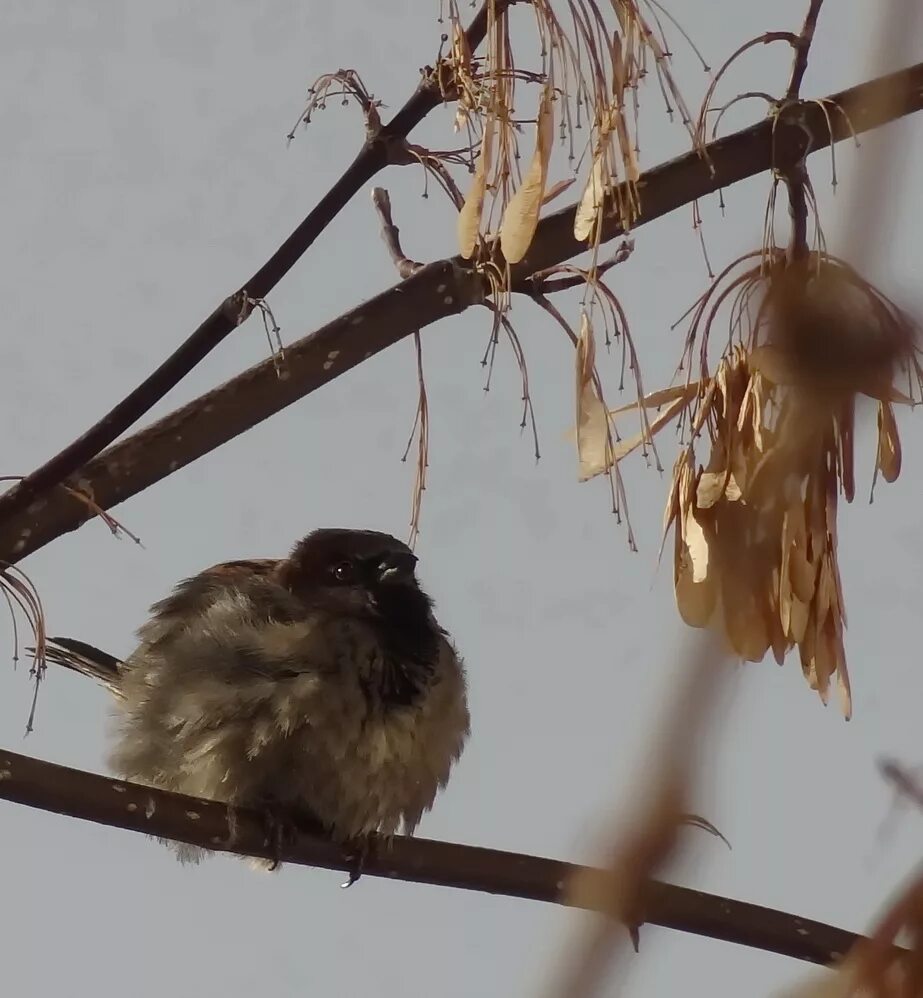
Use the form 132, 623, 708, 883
43, 528, 470, 874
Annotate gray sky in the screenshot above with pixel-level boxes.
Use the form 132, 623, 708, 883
2, 2, 922, 996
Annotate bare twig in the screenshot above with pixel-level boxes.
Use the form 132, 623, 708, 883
2, 62, 923, 565
0, 747, 873, 968
371, 187, 424, 279
528, 240, 635, 295
404, 331, 429, 547
0, 0, 514, 533
786, 0, 825, 102
695, 32, 800, 151
781, 164, 812, 264
370, 187, 428, 544
779, 0, 826, 263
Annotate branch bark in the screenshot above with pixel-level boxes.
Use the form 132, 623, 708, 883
786, 0, 825, 102
2, 62, 923, 565
0, 747, 865, 968
0, 0, 512, 533
781, 0, 826, 263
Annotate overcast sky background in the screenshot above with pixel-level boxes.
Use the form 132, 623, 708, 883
2, 2, 923, 996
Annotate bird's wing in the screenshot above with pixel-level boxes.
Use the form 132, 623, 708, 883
136, 558, 292, 647
115, 607, 353, 758
43, 560, 291, 694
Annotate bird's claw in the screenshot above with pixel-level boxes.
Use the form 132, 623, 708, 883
258, 803, 328, 870
260, 804, 297, 871
340, 833, 379, 889
628, 923, 641, 953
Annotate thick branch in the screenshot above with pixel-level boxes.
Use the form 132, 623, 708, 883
0, 0, 511, 532
0, 747, 863, 967
513, 61, 923, 276
2, 62, 923, 565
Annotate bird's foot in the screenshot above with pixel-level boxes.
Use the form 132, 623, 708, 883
259, 803, 300, 871
255, 803, 328, 872
340, 832, 380, 889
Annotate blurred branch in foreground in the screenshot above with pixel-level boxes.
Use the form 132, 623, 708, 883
782, 866, 923, 996
544, 633, 730, 998
0, 746, 876, 968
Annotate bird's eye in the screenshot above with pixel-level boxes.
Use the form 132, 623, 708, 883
333, 561, 354, 583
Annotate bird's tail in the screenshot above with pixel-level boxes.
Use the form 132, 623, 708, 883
42, 636, 124, 697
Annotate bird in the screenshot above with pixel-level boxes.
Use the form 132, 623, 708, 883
42, 528, 470, 874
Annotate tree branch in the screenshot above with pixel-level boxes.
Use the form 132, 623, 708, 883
0, 747, 865, 968
786, 0, 825, 102
371, 187, 424, 278
512, 60, 923, 277
781, 0, 826, 263
0, 0, 512, 533
2, 62, 923, 565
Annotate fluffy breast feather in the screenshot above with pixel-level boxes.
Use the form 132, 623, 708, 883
111, 579, 470, 841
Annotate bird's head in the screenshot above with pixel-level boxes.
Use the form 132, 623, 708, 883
278, 528, 430, 622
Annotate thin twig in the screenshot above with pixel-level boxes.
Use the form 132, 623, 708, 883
371, 187, 424, 279
779, 0, 826, 263
786, 0, 825, 102
0, 747, 873, 968
529, 240, 634, 295
0, 0, 513, 533
2, 62, 923, 565
369, 187, 428, 544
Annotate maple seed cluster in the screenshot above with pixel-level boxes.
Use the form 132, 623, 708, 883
665, 262, 921, 719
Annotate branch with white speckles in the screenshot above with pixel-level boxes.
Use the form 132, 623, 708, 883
0, 0, 514, 539
1, 61, 923, 565
0, 747, 868, 967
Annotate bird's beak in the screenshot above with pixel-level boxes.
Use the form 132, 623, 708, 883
377, 551, 418, 584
